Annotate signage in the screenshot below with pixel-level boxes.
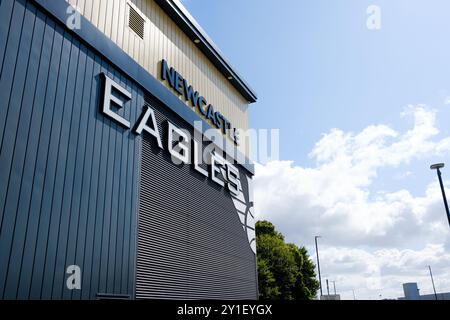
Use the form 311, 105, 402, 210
100, 72, 256, 254
160, 59, 240, 145
100, 72, 241, 196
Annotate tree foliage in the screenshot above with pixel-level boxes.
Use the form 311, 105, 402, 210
256, 220, 319, 300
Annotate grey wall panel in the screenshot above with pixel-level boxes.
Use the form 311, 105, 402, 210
136, 93, 258, 300
0, 0, 139, 299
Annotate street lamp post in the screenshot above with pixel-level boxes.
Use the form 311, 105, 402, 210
315, 236, 323, 297
430, 163, 450, 228
428, 265, 438, 300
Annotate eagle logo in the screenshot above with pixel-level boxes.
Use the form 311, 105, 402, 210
230, 176, 256, 254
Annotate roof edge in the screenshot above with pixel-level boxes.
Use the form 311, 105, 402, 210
154, 0, 258, 103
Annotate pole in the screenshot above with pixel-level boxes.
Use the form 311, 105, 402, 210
332, 281, 336, 295
315, 236, 323, 297
353, 290, 356, 300
436, 168, 450, 227
428, 265, 438, 300
326, 279, 330, 296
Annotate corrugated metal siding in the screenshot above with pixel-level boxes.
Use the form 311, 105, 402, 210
0, 0, 139, 299
65, 0, 250, 146
136, 93, 258, 300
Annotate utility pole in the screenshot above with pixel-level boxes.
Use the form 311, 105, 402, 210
315, 236, 323, 297
428, 265, 438, 300
352, 289, 356, 300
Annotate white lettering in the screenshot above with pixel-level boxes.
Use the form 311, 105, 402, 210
211, 153, 225, 187
193, 140, 209, 177
99, 75, 243, 194
101, 73, 131, 128
227, 163, 241, 196
135, 105, 162, 148
168, 121, 189, 164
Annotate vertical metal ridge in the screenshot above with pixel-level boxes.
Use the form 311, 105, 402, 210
0, 0, 139, 300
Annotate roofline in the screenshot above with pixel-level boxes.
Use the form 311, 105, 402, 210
154, 0, 258, 103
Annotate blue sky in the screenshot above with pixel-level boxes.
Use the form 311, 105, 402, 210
182, 0, 450, 299
183, 0, 450, 192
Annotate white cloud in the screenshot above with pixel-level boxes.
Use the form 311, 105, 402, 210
317, 244, 450, 299
444, 97, 450, 105
254, 105, 450, 299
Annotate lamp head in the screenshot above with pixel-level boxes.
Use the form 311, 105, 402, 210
430, 163, 445, 170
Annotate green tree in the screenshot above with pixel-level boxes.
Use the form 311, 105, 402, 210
256, 220, 319, 300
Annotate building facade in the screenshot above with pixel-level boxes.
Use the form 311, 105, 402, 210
0, 0, 258, 299
399, 283, 450, 300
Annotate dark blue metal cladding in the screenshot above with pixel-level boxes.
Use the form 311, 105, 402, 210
0, 0, 139, 299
